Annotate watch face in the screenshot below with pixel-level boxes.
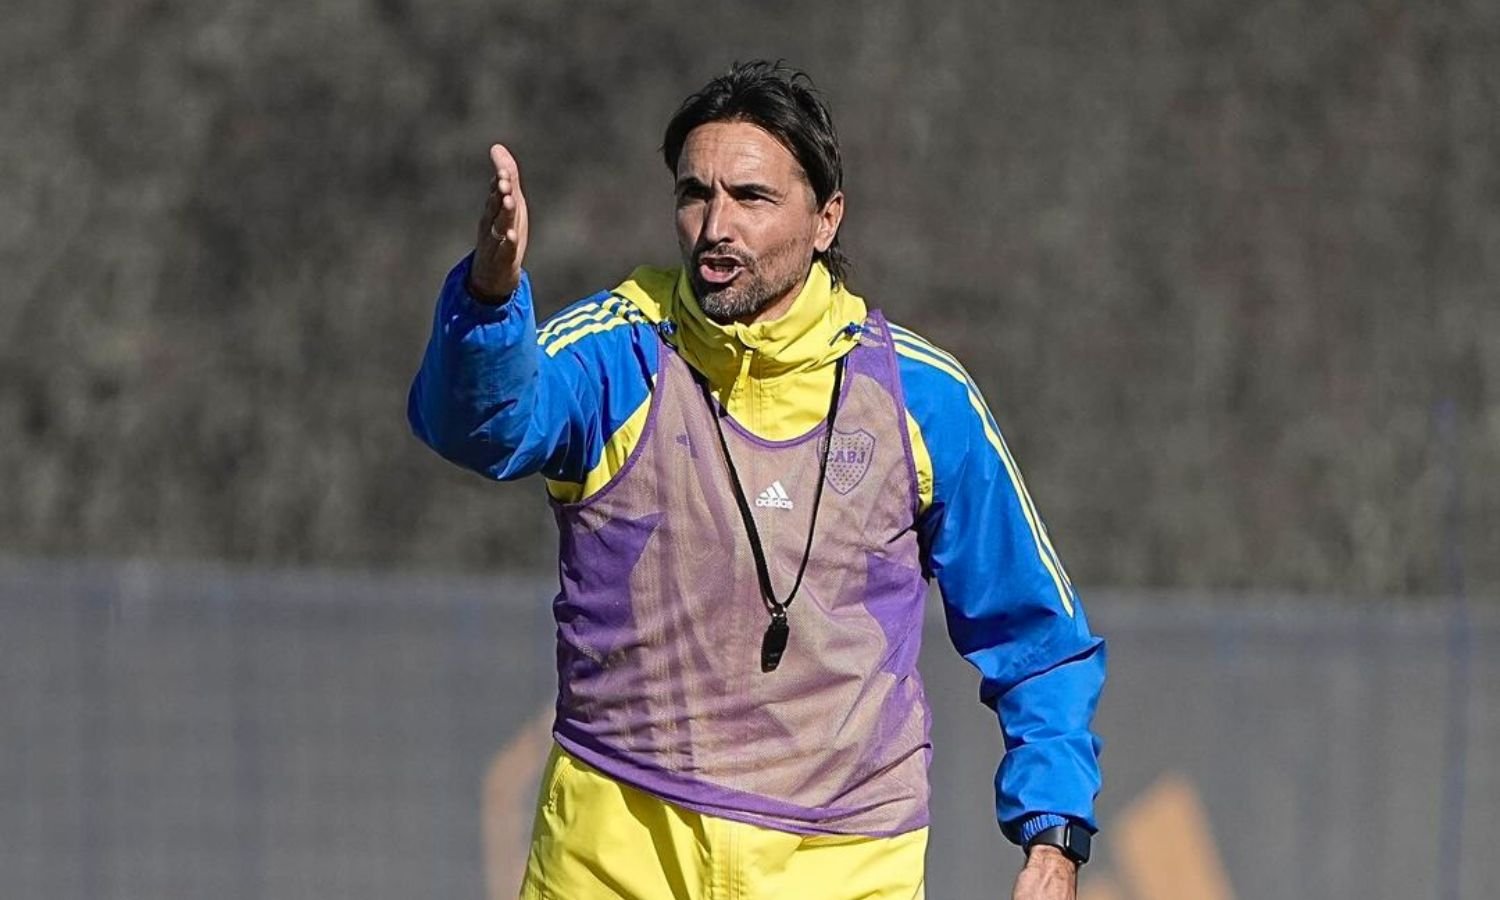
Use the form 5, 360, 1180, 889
1029, 824, 1091, 865
1069, 825, 1092, 864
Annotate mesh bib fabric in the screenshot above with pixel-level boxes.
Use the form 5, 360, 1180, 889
549, 311, 931, 836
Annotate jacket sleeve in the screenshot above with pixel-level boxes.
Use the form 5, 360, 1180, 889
406, 254, 646, 483
896, 336, 1106, 845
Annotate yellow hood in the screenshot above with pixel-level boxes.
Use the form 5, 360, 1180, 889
612, 261, 867, 416
611, 261, 866, 440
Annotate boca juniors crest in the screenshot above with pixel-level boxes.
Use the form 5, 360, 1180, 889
822, 428, 876, 495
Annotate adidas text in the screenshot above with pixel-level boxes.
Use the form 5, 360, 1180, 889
755, 481, 794, 510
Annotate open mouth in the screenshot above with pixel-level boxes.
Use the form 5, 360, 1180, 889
697, 254, 746, 286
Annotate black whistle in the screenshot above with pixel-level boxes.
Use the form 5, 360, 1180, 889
760, 614, 790, 672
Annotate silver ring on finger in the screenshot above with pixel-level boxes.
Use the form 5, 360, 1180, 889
489, 223, 509, 245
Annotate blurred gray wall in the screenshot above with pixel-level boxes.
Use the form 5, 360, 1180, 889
1, 0, 1496, 595
3, 561, 1496, 899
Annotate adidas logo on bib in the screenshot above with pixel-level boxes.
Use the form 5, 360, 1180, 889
755, 480, 794, 510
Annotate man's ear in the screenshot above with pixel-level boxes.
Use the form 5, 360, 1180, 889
814, 191, 844, 253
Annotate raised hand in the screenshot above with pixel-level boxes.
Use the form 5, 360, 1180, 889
467, 143, 530, 303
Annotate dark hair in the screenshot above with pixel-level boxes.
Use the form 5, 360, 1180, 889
663, 60, 849, 286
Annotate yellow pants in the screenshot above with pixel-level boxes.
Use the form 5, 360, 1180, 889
520, 745, 927, 900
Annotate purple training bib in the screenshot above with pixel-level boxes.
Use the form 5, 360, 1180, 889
549, 311, 932, 836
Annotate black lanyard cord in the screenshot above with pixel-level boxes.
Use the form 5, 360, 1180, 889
702, 355, 847, 672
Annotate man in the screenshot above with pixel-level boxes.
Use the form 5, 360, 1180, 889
410, 61, 1104, 900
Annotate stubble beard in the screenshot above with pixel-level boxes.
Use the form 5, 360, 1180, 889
696, 272, 775, 321
691, 249, 807, 323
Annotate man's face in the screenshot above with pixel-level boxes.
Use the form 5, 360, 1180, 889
674, 120, 843, 322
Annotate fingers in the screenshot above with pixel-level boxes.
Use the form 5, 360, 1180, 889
490, 143, 519, 185
483, 144, 522, 245
488, 195, 518, 245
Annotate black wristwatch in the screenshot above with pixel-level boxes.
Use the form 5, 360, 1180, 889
1025, 822, 1092, 866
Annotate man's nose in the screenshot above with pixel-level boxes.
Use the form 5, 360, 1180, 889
701, 193, 733, 244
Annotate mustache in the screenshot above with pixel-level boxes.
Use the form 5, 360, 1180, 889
693, 244, 753, 266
